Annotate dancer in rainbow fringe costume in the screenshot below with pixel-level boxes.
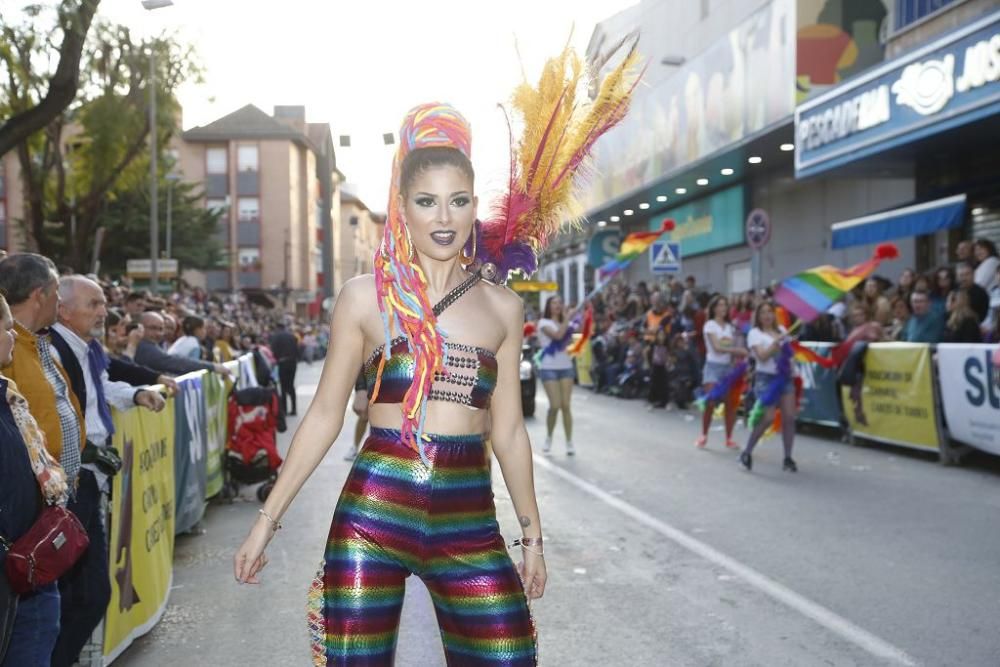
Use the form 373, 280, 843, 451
233, 39, 641, 665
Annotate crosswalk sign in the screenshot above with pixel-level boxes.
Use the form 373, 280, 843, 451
650, 241, 682, 274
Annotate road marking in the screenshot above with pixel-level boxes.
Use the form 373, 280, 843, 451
533, 455, 918, 666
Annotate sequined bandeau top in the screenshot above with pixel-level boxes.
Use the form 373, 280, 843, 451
363, 336, 498, 409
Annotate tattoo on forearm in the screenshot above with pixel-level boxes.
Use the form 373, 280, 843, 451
519, 515, 531, 528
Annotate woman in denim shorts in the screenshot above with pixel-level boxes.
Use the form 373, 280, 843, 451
696, 295, 749, 449
740, 302, 798, 472
537, 296, 578, 455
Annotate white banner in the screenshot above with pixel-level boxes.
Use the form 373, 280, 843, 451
936, 344, 1000, 455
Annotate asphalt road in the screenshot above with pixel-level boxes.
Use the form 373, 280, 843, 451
115, 362, 1000, 666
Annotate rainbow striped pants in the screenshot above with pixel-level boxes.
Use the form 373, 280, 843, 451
308, 428, 538, 666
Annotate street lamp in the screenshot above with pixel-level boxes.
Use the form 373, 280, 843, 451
165, 172, 181, 259
143, 0, 173, 293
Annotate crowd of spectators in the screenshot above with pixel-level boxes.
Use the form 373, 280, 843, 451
0, 250, 326, 667
583, 238, 1000, 408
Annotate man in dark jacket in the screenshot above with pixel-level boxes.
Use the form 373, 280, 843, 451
135, 312, 231, 378
957, 261, 990, 322
269, 322, 299, 416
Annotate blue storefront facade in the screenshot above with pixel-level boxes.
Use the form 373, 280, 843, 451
795, 7, 1000, 269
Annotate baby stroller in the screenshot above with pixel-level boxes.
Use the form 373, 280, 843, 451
223, 386, 285, 502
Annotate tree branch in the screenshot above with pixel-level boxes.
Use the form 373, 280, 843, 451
0, 0, 101, 158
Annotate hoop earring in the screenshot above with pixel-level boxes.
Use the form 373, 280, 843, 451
402, 221, 416, 262
461, 224, 477, 266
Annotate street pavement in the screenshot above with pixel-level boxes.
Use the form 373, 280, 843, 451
116, 361, 1000, 666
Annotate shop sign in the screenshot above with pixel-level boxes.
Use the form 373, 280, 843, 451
650, 185, 745, 257
795, 11, 1000, 178
586, 229, 621, 268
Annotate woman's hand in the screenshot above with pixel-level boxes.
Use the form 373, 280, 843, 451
517, 549, 547, 600
233, 519, 275, 585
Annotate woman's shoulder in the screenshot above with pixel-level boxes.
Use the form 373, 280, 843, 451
342, 273, 376, 298
477, 280, 523, 314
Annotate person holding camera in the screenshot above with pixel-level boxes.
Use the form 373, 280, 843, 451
0, 255, 86, 667
46, 276, 164, 667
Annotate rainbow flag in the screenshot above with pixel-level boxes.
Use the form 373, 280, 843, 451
773, 243, 899, 322
791, 341, 836, 369
598, 219, 675, 277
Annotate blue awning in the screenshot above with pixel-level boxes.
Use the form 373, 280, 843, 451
831, 194, 966, 250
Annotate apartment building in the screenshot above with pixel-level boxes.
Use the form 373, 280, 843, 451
336, 186, 385, 287
179, 104, 339, 317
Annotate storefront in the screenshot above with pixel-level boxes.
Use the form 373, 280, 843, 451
542, 0, 914, 296
795, 8, 1000, 268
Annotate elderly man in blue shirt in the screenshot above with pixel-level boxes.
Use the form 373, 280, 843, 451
48, 275, 164, 667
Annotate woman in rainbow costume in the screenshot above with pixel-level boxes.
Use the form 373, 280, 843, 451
233, 41, 640, 665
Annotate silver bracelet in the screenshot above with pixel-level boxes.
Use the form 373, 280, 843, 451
258, 508, 282, 532
508, 537, 544, 556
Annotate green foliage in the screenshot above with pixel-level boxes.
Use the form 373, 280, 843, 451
1, 3, 204, 270
96, 174, 223, 274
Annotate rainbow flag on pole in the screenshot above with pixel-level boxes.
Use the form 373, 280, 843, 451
598, 219, 675, 277
773, 243, 899, 322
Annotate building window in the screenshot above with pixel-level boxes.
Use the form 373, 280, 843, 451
237, 145, 258, 172
207, 147, 227, 174
206, 197, 228, 213
239, 248, 261, 271
238, 198, 259, 222
894, 0, 958, 32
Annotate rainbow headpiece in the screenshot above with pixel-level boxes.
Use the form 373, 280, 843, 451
372, 102, 472, 464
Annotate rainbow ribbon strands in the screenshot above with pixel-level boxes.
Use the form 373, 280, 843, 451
598, 219, 676, 278
773, 243, 899, 322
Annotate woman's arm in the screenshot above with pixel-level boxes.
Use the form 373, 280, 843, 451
539, 307, 579, 340
489, 290, 546, 599
705, 330, 749, 356
234, 277, 368, 583
751, 331, 784, 361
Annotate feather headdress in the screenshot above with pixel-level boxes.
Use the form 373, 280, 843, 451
475, 33, 643, 281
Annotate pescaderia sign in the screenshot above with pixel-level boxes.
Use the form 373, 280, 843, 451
796, 10, 1000, 177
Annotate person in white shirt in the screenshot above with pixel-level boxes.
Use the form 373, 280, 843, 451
739, 302, 797, 473
49, 275, 165, 667
696, 295, 748, 449
537, 295, 579, 455
973, 239, 1000, 292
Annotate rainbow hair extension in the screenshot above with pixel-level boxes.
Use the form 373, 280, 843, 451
372, 103, 473, 465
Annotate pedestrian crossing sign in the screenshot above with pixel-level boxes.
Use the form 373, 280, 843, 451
650, 241, 682, 274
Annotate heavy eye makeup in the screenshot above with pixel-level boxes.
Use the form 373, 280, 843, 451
413, 192, 472, 208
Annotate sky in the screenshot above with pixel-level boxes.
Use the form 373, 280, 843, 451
55, 0, 639, 211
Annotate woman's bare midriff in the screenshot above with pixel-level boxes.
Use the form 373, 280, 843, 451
367, 402, 490, 436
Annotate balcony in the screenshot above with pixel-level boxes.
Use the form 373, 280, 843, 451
239, 270, 262, 288
238, 219, 261, 245
206, 173, 228, 198
214, 223, 229, 247
205, 270, 230, 291
237, 170, 259, 196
